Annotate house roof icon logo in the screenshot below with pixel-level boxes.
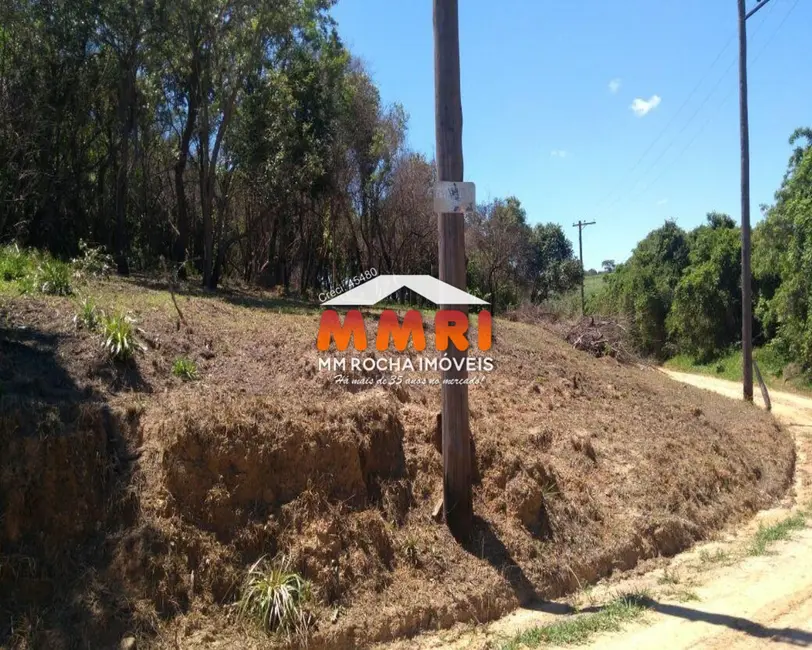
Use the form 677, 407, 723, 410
321, 275, 488, 307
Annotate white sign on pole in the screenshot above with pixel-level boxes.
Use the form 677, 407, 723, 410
434, 181, 476, 214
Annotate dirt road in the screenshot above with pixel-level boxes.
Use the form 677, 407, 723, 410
574, 370, 812, 650
387, 371, 812, 650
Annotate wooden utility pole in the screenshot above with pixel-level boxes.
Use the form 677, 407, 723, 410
434, 0, 472, 540
738, 0, 772, 402
738, 0, 753, 402
573, 220, 595, 316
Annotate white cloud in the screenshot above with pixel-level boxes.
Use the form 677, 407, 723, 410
550, 149, 569, 158
630, 95, 661, 117
608, 78, 622, 94
657, 198, 668, 206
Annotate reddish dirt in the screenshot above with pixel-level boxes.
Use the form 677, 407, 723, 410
0, 278, 796, 649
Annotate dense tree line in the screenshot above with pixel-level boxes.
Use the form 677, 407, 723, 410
594, 128, 812, 373
0, 0, 581, 310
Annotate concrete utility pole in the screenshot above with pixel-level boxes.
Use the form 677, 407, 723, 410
433, 0, 472, 540
573, 220, 595, 316
738, 0, 773, 402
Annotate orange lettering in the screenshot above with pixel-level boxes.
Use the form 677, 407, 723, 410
435, 310, 469, 351
477, 310, 492, 351
376, 310, 426, 351
317, 310, 367, 351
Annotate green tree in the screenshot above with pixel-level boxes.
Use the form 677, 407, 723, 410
753, 128, 812, 370
466, 197, 531, 313
667, 214, 741, 361
526, 223, 581, 302
600, 220, 690, 356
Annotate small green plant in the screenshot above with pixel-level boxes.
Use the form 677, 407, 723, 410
402, 536, 419, 567
540, 480, 560, 500
698, 548, 731, 566
668, 588, 700, 603
657, 566, 681, 585
0, 244, 33, 282
37, 259, 72, 295
74, 297, 100, 331
749, 513, 806, 556
172, 357, 199, 381
237, 555, 312, 641
101, 312, 136, 361
71, 239, 114, 278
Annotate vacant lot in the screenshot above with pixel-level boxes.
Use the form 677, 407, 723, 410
0, 276, 794, 649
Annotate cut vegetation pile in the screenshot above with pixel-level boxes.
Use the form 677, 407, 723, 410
565, 317, 635, 364
0, 277, 795, 649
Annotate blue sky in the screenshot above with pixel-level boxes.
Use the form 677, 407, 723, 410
331, 0, 810, 270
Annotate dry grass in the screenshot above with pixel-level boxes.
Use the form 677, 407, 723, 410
0, 275, 796, 649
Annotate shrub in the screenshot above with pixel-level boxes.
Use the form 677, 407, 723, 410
172, 357, 199, 381
101, 312, 136, 361
37, 259, 73, 295
0, 244, 33, 282
237, 555, 312, 641
74, 296, 100, 331
71, 239, 114, 279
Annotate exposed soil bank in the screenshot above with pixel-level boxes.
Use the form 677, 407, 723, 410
0, 284, 795, 649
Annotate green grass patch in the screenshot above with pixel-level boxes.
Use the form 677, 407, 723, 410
749, 513, 807, 556
539, 273, 610, 320
664, 346, 812, 395
0, 245, 73, 296
172, 357, 199, 381
0, 244, 35, 282
499, 593, 649, 649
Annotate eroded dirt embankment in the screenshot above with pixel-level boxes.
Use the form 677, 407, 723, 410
0, 287, 796, 649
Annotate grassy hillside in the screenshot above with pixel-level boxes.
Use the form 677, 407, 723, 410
541, 273, 609, 319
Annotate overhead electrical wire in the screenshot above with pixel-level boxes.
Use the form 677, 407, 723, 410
593, 0, 788, 216
633, 0, 800, 201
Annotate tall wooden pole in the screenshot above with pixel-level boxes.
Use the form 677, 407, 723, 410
573, 220, 595, 316
738, 0, 754, 402
434, 0, 472, 540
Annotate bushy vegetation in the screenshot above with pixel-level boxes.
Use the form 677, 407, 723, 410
594, 128, 812, 382
238, 555, 312, 641
0, 244, 33, 281
753, 128, 812, 371
71, 240, 114, 279
0, 246, 73, 296
73, 296, 100, 331
100, 312, 136, 362
36, 259, 73, 296
592, 220, 689, 357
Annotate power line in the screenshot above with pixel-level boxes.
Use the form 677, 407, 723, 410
601, 54, 740, 215
592, 31, 737, 215
601, 0, 780, 211
593, 36, 736, 211
633, 0, 799, 200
